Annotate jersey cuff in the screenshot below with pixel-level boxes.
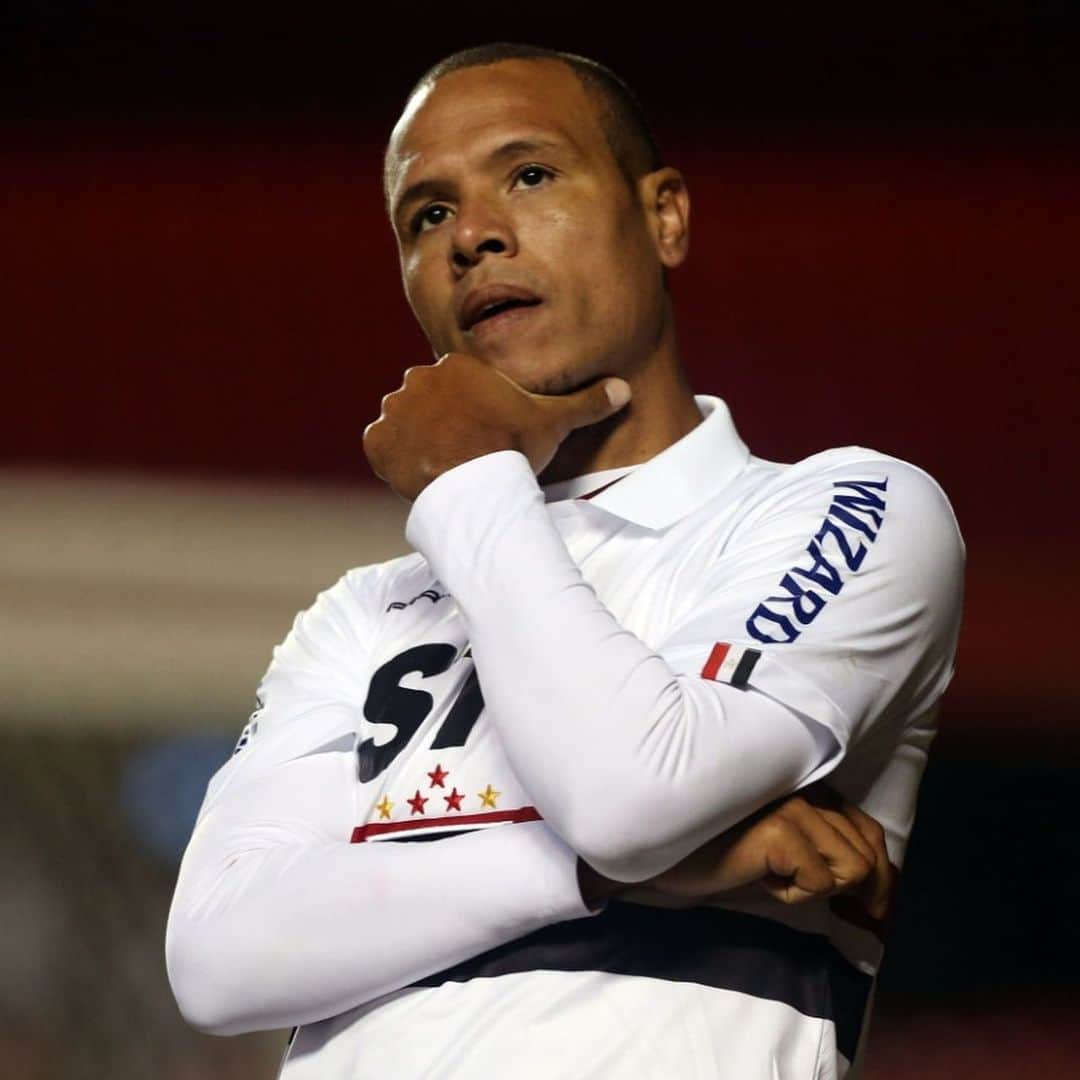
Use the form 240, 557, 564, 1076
406, 450, 542, 581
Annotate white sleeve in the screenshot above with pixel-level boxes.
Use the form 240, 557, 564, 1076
405, 450, 964, 884
165, 567, 592, 1037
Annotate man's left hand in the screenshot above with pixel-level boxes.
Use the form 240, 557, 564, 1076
363, 352, 632, 500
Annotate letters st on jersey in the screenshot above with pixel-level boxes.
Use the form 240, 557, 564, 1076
352, 636, 542, 842
347, 475, 890, 845
350, 624, 543, 843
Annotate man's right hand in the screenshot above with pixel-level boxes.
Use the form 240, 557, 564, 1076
578, 790, 895, 919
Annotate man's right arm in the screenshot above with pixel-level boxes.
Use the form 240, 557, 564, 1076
166, 786, 590, 1035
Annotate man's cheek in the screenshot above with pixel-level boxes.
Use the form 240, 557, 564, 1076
535, 207, 595, 246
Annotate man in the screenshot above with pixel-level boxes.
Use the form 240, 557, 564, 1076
166, 44, 964, 1078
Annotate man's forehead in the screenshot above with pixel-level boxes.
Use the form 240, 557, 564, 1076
386, 60, 601, 193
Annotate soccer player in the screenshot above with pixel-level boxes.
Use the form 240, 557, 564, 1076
166, 44, 964, 1078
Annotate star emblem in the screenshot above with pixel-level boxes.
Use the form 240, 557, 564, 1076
427, 763, 449, 788
375, 795, 394, 820
407, 789, 428, 815
478, 784, 500, 809
444, 787, 465, 811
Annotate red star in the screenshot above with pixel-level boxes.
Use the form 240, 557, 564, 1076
427, 763, 449, 788
407, 789, 428, 815
444, 787, 465, 811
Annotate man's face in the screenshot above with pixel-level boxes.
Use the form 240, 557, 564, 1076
385, 59, 670, 395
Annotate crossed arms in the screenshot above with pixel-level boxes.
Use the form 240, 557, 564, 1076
167, 461, 954, 1035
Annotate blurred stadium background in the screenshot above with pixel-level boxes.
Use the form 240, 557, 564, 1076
2, 3, 1077, 1076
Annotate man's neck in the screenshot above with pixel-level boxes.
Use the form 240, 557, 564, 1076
539, 348, 703, 486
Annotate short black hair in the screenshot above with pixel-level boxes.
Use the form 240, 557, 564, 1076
392, 43, 663, 190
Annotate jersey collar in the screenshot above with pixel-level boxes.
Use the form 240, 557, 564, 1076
572, 395, 751, 530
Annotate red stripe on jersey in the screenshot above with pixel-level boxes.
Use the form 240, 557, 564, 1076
351, 806, 542, 843
701, 642, 731, 681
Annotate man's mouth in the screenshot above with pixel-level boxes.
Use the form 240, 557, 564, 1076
459, 285, 544, 332
470, 297, 542, 328
467, 298, 544, 340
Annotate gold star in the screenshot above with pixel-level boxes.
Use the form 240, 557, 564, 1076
478, 784, 500, 809
376, 795, 394, 820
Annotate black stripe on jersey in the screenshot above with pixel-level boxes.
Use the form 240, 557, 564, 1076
412, 901, 872, 1062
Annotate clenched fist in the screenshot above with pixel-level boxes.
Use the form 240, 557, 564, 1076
363, 353, 632, 500
579, 789, 896, 922
640, 793, 895, 918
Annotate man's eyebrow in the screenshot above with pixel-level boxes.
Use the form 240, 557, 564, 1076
486, 136, 566, 163
392, 136, 572, 223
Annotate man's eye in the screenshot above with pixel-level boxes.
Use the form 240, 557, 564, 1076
412, 204, 451, 234
513, 165, 554, 189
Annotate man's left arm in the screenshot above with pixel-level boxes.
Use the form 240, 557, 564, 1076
407, 454, 962, 885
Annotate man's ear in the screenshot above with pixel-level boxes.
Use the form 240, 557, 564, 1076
639, 167, 690, 269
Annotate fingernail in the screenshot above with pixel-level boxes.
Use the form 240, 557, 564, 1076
606, 379, 632, 409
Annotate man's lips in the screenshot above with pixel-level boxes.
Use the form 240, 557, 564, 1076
467, 300, 545, 340
459, 284, 544, 331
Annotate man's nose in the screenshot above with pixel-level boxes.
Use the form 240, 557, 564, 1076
449, 199, 516, 270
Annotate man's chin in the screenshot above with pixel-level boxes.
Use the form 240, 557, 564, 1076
440, 335, 594, 397
520, 370, 588, 397
487, 355, 592, 398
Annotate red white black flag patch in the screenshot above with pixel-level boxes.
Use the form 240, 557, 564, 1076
701, 642, 761, 688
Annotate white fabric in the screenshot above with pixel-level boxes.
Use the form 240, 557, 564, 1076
165, 395, 964, 1078
282, 974, 836, 1080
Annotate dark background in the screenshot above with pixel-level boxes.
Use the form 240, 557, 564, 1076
3, 3, 1078, 1076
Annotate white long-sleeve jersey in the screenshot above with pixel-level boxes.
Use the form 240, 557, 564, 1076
166, 396, 964, 1078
